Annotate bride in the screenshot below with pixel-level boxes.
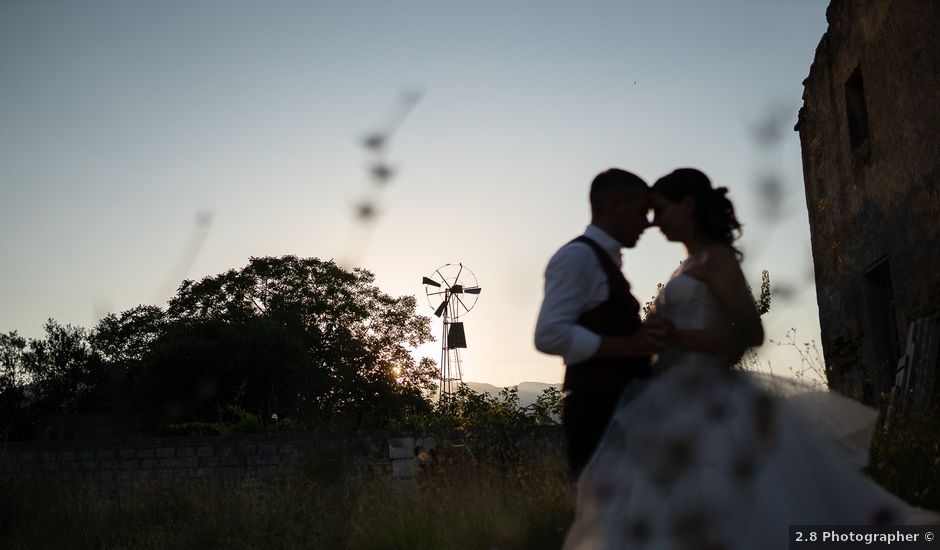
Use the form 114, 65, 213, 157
564, 168, 932, 550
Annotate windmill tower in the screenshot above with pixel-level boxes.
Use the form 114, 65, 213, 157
421, 263, 482, 398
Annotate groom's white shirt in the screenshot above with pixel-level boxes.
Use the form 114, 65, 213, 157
535, 224, 623, 366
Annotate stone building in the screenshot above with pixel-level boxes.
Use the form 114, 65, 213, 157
795, 0, 939, 407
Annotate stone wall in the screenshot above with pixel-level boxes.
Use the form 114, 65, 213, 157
0, 427, 565, 485
796, 0, 940, 403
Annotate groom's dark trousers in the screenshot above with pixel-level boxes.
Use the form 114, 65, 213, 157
562, 236, 652, 480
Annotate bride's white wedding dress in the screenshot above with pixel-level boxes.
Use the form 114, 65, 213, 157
565, 273, 936, 550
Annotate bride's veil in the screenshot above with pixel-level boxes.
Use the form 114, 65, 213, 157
747, 372, 877, 469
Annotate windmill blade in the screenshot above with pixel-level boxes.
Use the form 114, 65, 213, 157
434, 299, 448, 318
464, 286, 481, 295
455, 264, 465, 285
427, 290, 449, 297
435, 269, 452, 290
453, 293, 471, 314
422, 276, 441, 287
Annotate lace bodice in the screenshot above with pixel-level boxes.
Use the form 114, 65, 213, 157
654, 273, 726, 370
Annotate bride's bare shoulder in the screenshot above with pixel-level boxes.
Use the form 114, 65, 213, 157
683, 244, 738, 280
704, 244, 737, 263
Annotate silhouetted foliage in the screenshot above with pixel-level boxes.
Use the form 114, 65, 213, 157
0, 331, 30, 439
0, 256, 440, 438
398, 384, 562, 434
20, 320, 102, 414
417, 384, 563, 465
136, 256, 437, 431
0, 322, 109, 439
90, 305, 166, 365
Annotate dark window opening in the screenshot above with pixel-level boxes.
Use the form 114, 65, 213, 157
845, 65, 871, 152
863, 383, 875, 404
866, 259, 901, 391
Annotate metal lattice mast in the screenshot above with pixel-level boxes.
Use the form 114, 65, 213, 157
421, 263, 481, 400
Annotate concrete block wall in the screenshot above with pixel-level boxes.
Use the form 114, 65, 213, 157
0, 426, 564, 485
0, 432, 388, 483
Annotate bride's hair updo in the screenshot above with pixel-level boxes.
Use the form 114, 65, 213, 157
653, 168, 744, 259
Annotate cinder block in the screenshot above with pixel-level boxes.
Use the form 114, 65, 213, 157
316, 443, 340, 461
196, 446, 215, 457
388, 438, 415, 459
77, 450, 95, 461
199, 456, 220, 468
234, 444, 257, 456
156, 448, 175, 459
281, 453, 299, 465
94, 470, 115, 482
391, 457, 418, 478
257, 444, 277, 455
221, 456, 243, 467
260, 455, 281, 466
59, 471, 82, 482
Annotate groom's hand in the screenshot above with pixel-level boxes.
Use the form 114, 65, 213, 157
596, 318, 674, 358
621, 328, 666, 356
642, 316, 675, 343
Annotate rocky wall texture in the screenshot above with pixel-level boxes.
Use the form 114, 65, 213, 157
796, 0, 940, 403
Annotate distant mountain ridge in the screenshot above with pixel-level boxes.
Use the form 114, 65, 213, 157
463, 381, 562, 408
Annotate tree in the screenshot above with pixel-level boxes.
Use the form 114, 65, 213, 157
20, 320, 101, 414
0, 331, 27, 391
1, 256, 439, 437
527, 386, 562, 426
90, 305, 166, 364
127, 256, 436, 430
0, 331, 30, 438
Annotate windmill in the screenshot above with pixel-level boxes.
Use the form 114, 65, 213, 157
421, 263, 482, 398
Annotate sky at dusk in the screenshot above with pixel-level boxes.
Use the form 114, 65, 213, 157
0, 1, 831, 387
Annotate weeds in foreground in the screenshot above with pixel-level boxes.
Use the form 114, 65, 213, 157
347, 456, 573, 549
0, 453, 574, 550
868, 402, 940, 513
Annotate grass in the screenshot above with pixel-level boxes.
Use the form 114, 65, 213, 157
0, 452, 574, 549
868, 402, 940, 513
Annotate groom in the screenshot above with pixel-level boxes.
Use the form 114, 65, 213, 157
535, 168, 671, 479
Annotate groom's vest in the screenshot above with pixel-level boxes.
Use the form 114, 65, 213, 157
563, 236, 653, 392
